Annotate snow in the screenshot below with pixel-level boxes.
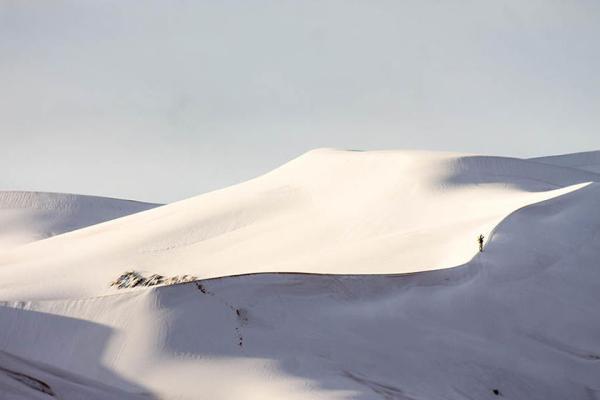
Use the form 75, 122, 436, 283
0, 350, 153, 399
0, 148, 599, 399
0, 149, 595, 300
530, 150, 600, 174
0, 191, 159, 252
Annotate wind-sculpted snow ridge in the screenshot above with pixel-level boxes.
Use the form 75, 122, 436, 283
0, 191, 160, 251
0, 149, 599, 399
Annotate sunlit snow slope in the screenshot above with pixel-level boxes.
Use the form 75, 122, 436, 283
0, 191, 159, 251
0, 149, 599, 399
0, 149, 596, 300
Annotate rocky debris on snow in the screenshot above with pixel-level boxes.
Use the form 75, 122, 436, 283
110, 271, 146, 289
110, 271, 197, 289
164, 275, 197, 285
145, 274, 165, 286
195, 282, 208, 294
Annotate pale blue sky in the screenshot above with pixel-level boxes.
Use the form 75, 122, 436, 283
1, 1, 599, 202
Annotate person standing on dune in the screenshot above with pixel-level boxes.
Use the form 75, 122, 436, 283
478, 234, 485, 252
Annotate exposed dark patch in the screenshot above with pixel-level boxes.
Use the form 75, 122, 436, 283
343, 371, 415, 400
191, 282, 248, 348
234, 327, 243, 347
195, 282, 207, 294
111, 271, 197, 289
492, 388, 501, 396
231, 307, 247, 346
235, 308, 249, 325
0, 366, 55, 396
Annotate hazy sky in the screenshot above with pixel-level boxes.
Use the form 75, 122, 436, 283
1, 1, 599, 202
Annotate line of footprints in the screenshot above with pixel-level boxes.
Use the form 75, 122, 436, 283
195, 282, 248, 348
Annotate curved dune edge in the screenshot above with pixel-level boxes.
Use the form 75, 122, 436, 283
6, 179, 591, 303
0, 180, 598, 399
1, 150, 599, 399
0, 191, 160, 252
0, 150, 597, 301
530, 150, 600, 174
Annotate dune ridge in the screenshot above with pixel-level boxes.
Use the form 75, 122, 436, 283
0, 149, 599, 399
0, 191, 160, 251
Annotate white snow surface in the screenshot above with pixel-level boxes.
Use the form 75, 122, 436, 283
0, 191, 159, 251
0, 148, 599, 399
530, 150, 600, 173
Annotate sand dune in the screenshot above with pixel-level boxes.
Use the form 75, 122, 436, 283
530, 150, 600, 173
0, 149, 595, 300
0, 191, 159, 251
0, 149, 598, 399
0, 350, 153, 400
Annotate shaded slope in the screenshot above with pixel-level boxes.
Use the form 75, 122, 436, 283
0, 350, 154, 400
0, 191, 160, 251
530, 150, 600, 174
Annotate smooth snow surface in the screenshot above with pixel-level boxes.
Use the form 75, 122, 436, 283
0, 191, 159, 251
530, 150, 600, 174
0, 149, 599, 399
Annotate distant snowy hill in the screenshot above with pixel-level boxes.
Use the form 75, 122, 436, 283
0, 191, 159, 251
0, 149, 598, 399
530, 150, 600, 173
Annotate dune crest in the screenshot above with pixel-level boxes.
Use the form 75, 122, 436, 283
0, 149, 594, 300
0, 149, 599, 399
0, 191, 159, 251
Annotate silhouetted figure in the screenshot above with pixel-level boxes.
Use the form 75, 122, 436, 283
478, 234, 485, 252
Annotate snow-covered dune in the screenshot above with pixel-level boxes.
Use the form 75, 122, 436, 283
0, 149, 599, 399
0, 191, 159, 251
0, 350, 153, 400
0, 180, 598, 399
0, 149, 596, 300
530, 150, 600, 173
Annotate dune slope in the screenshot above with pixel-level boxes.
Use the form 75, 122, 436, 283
0, 350, 153, 400
0, 191, 159, 251
0, 149, 597, 300
0, 149, 599, 399
530, 150, 600, 173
